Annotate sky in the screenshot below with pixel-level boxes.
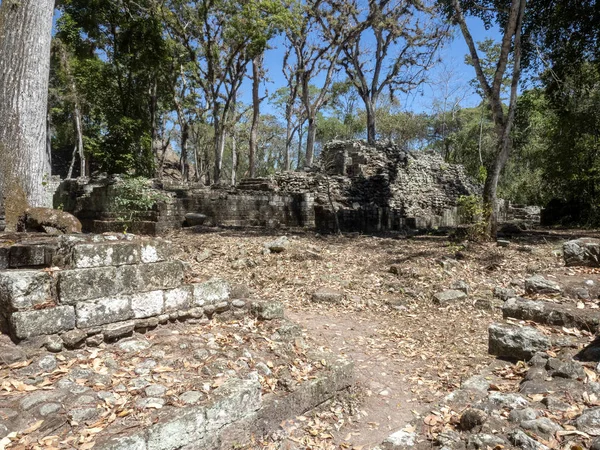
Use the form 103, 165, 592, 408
241, 16, 502, 116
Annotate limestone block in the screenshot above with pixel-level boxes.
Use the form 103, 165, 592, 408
76, 296, 132, 328
135, 261, 184, 292
58, 266, 119, 304
163, 286, 193, 312
10, 306, 76, 339
140, 240, 173, 263
9, 244, 54, 268
0, 270, 54, 311
488, 323, 551, 361
191, 279, 230, 306
204, 378, 261, 433
131, 290, 164, 318
71, 242, 141, 268
146, 407, 205, 450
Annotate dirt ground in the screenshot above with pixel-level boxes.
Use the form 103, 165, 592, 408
167, 226, 599, 449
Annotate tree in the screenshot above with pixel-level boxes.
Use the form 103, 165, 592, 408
286, 1, 342, 168
0, 0, 55, 211
319, 0, 447, 144
445, 0, 526, 237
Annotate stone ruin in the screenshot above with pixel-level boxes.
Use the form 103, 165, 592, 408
0, 233, 353, 449
55, 140, 481, 235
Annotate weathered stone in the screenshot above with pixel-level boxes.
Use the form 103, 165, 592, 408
68, 406, 100, 423
497, 239, 510, 247
135, 261, 184, 291
96, 434, 147, 450
493, 286, 516, 301
44, 335, 64, 353
37, 355, 58, 372
145, 384, 167, 397
0, 270, 54, 311
508, 429, 549, 450
192, 279, 230, 306
58, 266, 119, 304
576, 407, 600, 435
39, 402, 62, 416
10, 306, 76, 339
460, 408, 487, 430
145, 407, 204, 450
179, 390, 203, 405
488, 323, 551, 361
525, 275, 562, 295
564, 238, 600, 267
184, 213, 206, 226
231, 299, 246, 309
311, 287, 344, 304
140, 240, 172, 263
451, 280, 470, 295
102, 321, 135, 340
250, 300, 284, 320
9, 244, 54, 268
19, 207, 82, 234
76, 296, 132, 328
86, 334, 104, 347
131, 290, 164, 319
467, 433, 506, 450
433, 289, 467, 304
265, 236, 290, 253
521, 417, 563, 436
509, 408, 538, 423
163, 286, 192, 312
61, 329, 87, 348
462, 375, 490, 393
70, 242, 141, 268
381, 430, 416, 449
552, 360, 586, 379
117, 337, 151, 353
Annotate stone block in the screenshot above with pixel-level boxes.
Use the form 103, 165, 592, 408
10, 306, 76, 339
140, 240, 173, 263
204, 378, 261, 433
102, 320, 135, 340
163, 286, 192, 312
146, 407, 205, 450
70, 242, 141, 268
9, 244, 54, 268
192, 279, 230, 306
488, 323, 551, 361
76, 296, 132, 328
0, 247, 9, 269
58, 266, 119, 304
525, 275, 562, 295
311, 287, 343, 304
250, 300, 284, 320
0, 270, 54, 311
131, 290, 164, 318
564, 238, 600, 267
135, 261, 184, 292
433, 289, 468, 304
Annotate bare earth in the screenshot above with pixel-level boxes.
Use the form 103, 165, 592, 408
167, 227, 597, 449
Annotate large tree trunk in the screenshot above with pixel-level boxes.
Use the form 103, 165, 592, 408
249, 55, 262, 178
365, 100, 377, 145
0, 0, 54, 209
305, 116, 316, 168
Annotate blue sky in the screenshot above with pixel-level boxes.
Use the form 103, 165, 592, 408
243, 16, 501, 116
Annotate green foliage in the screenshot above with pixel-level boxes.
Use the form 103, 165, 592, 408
108, 177, 169, 228
457, 195, 489, 241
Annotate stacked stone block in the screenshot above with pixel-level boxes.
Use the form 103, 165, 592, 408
0, 235, 241, 347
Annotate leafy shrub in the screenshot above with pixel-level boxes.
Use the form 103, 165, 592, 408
108, 177, 169, 231
457, 194, 488, 241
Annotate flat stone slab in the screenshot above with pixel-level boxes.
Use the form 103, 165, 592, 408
433, 289, 468, 305
488, 323, 551, 361
503, 297, 600, 332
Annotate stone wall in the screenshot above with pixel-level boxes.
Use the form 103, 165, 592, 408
0, 234, 243, 347
56, 140, 481, 234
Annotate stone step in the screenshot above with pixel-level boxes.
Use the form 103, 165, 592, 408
502, 297, 600, 332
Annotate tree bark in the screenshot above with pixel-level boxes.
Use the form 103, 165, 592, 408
0, 0, 55, 208
365, 100, 376, 144
249, 55, 262, 178
305, 117, 316, 168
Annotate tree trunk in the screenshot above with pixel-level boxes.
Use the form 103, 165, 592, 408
231, 130, 237, 186
0, 0, 54, 209
213, 120, 226, 184
249, 55, 262, 178
365, 100, 376, 145
180, 122, 189, 181
285, 120, 292, 171
305, 116, 316, 168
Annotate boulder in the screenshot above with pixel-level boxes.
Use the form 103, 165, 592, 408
576, 407, 600, 435
564, 238, 600, 267
488, 323, 551, 361
433, 289, 467, 305
18, 207, 82, 234
183, 213, 206, 227
524, 275, 562, 295
264, 236, 290, 253
312, 287, 344, 304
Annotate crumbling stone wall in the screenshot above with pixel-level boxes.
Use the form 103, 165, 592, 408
0, 234, 241, 347
56, 140, 480, 234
